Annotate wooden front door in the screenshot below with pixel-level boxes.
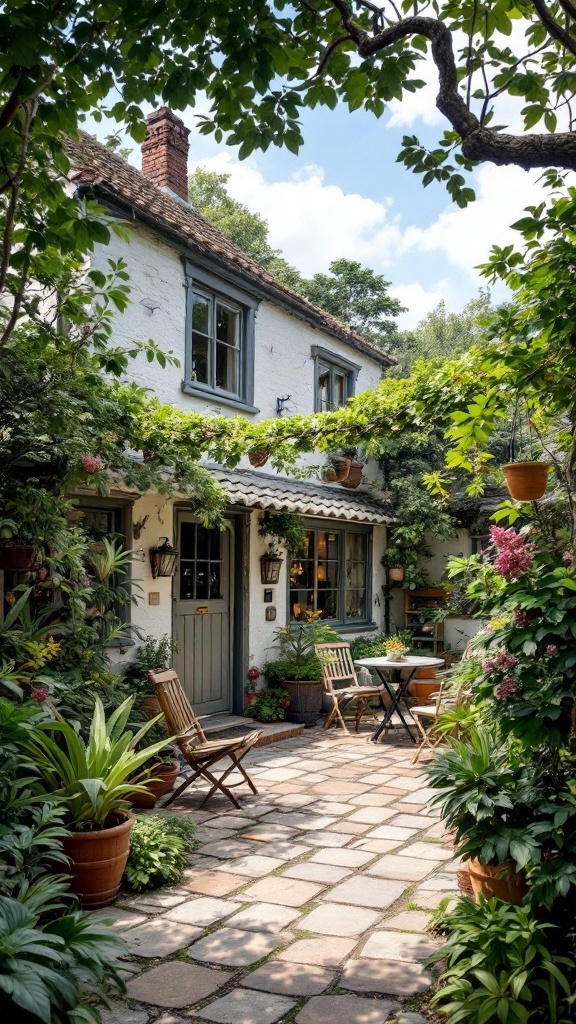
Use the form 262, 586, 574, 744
173, 513, 232, 715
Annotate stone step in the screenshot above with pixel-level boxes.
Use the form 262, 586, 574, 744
199, 713, 306, 747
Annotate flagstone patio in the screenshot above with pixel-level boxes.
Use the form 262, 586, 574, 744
101, 729, 459, 1024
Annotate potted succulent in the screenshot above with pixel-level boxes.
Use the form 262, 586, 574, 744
22, 696, 172, 907
425, 729, 535, 905
266, 621, 340, 727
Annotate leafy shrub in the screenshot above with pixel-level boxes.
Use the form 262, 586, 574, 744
122, 634, 178, 701
348, 631, 412, 660
249, 686, 288, 723
427, 896, 576, 1024
124, 815, 197, 892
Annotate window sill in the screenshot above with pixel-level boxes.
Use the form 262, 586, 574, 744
337, 621, 378, 635
104, 639, 135, 649
182, 381, 260, 414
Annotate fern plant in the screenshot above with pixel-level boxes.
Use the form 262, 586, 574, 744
124, 815, 196, 891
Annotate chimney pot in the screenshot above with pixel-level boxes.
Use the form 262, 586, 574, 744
141, 107, 190, 201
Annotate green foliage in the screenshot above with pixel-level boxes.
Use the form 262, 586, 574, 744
124, 814, 196, 892
394, 292, 493, 377
248, 686, 288, 723
23, 697, 172, 828
122, 634, 178, 702
426, 897, 576, 1024
348, 632, 413, 660
258, 513, 306, 556
266, 622, 340, 682
301, 259, 405, 350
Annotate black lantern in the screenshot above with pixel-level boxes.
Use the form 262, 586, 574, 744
150, 537, 179, 579
260, 543, 284, 584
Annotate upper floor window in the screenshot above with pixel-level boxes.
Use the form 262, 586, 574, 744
312, 345, 360, 412
183, 262, 259, 411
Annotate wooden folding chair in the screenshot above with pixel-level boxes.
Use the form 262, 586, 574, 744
315, 642, 384, 733
411, 678, 472, 763
148, 669, 262, 809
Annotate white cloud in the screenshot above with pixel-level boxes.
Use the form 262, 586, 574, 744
390, 280, 453, 329
399, 164, 559, 278
386, 56, 444, 129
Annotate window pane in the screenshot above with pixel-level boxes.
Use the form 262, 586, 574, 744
216, 304, 239, 346
209, 529, 221, 560
290, 590, 315, 621
180, 522, 196, 560
195, 562, 209, 600
192, 332, 209, 383
209, 565, 222, 599
346, 533, 366, 563
347, 561, 365, 589
317, 590, 338, 618
180, 564, 194, 600
216, 340, 239, 393
302, 531, 314, 559
196, 527, 209, 559
192, 293, 210, 334
334, 372, 346, 407
290, 560, 314, 588
346, 589, 365, 618
318, 367, 330, 412
317, 531, 339, 560
317, 561, 339, 588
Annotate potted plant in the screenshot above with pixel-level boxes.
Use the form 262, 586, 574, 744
266, 621, 340, 727
502, 460, 550, 501
340, 448, 364, 489
22, 696, 172, 907
383, 637, 410, 661
322, 454, 351, 482
127, 743, 181, 808
425, 728, 535, 905
248, 685, 290, 723
245, 666, 261, 707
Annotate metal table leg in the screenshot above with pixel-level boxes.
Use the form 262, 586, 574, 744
371, 667, 418, 743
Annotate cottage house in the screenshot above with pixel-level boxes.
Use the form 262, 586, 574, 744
66, 108, 396, 717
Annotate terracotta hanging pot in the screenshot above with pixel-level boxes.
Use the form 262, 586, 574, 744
248, 447, 269, 468
0, 544, 35, 572
341, 461, 364, 489
62, 813, 134, 908
322, 467, 338, 482
468, 857, 528, 905
331, 456, 351, 482
389, 567, 404, 582
502, 461, 549, 501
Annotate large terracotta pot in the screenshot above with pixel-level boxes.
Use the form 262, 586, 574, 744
128, 760, 180, 809
502, 461, 549, 501
62, 813, 134, 909
0, 544, 35, 572
408, 678, 440, 703
282, 679, 324, 727
468, 857, 528, 905
340, 461, 363, 489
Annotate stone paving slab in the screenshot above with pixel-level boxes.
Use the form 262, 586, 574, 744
187, 926, 282, 967
308, 847, 375, 868
241, 961, 335, 996
241, 876, 326, 906
164, 897, 241, 927
295, 994, 399, 1024
101, 1003, 149, 1024
197, 840, 257, 859
380, 911, 432, 932
281, 861, 351, 884
278, 935, 357, 967
103, 907, 149, 930
122, 919, 203, 958
299, 830, 351, 847
323, 875, 408, 909
341, 959, 435, 996
226, 902, 301, 933
198, 988, 296, 1024
366, 854, 441, 882
126, 961, 231, 1008
302, 903, 382, 937
183, 871, 252, 896
215, 854, 285, 877
360, 930, 440, 963
399, 841, 454, 861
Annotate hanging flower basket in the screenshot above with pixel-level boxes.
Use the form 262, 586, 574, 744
248, 447, 269, 468
389, 567, 404, 582
502, 461, 549, 501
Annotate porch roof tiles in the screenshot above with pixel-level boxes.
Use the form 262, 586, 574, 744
209, 467, 393, 524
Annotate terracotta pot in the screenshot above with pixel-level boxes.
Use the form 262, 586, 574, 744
457, 866, 474, 898
502, 461, 549, 501
468, 857, 528, 905
0, 544, 35, 572
248, 447, 269, 468
340, 460, 363, 489
331, 456, 351, 482
322, 467, 338, 482
128, 760, 180, 809
388, 567, 404, 582
142, 694, 162, 719
282, 679, 324, 727
62, 813, 134, 909
407, 678, 440, 703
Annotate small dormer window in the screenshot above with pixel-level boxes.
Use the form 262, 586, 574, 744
183, 262, 259, 412
312, 345, 361, 413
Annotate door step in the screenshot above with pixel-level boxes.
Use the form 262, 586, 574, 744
200, 713, 305, 747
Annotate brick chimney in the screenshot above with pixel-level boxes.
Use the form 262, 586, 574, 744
141, 108, 190, 201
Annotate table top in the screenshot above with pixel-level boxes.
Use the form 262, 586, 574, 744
355, 655, 445, 669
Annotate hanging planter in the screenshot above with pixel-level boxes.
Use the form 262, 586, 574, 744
248, 447, 269, 468
388, 567, 404, 582
341, 460, 364, 489
502, 461, 549, 501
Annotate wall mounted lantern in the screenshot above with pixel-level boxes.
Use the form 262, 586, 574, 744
150, 537, 179, 579
260, 543, 284, 584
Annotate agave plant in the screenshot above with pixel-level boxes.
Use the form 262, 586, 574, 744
22, 697, 173, 829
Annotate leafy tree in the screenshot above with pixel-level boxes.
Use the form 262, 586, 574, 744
395, 290, 494, 375
188, 167, 304, 289
301, 259, 405, 349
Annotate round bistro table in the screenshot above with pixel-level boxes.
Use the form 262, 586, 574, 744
354, 655, 445, 743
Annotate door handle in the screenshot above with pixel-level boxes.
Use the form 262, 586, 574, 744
195, 606, 208, 615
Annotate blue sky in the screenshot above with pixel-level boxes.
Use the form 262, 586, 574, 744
87, 63, 550, 329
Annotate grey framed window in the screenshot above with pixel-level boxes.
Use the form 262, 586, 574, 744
183, 263, 259, 411
78, 497, 133, 629
312, 345, 360, 413
288, 520, 372, 626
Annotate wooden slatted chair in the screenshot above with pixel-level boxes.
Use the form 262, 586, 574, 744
411, 675, 473, 763
148, 669, 262, 809
315, 642, 384, 733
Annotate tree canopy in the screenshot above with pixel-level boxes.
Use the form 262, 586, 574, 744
302, 258, 405, 348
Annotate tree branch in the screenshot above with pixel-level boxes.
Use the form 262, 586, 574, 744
531, 0, 576, 58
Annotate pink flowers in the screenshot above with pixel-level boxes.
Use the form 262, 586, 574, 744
31, 687, 48, 701
490, 526, 536, 580
513, 609, 529, 628
482, 652, 518, 677
495, 678, 519, 700
82, 455, 103, 474
546, 644, 558, 656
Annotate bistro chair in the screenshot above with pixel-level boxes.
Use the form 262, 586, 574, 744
315, 642, 384, 733
148, 669, 262, 809
411, 676, 473, 763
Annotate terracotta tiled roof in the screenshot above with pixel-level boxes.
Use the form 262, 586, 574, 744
207, 466, 393, 524
66, 132, 395, 368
